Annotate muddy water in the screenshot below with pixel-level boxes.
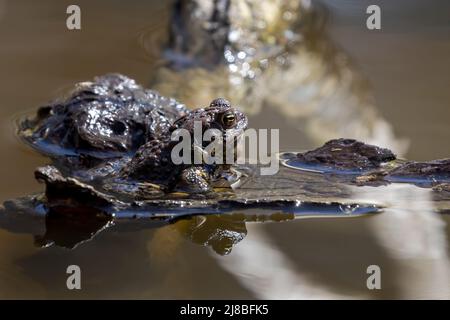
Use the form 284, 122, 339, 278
0, 0, 449, 299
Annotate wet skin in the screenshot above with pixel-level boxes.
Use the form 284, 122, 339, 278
19, 74, 248, 194
19, 74, 189, 158
122, 97, 248, 193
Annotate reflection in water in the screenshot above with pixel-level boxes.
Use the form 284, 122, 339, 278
351, 184, 450, 299
175, 215, 248, 255
34, 207, 113, 249
215, 224, 365, 299
174, 213, 299, 255
1, 194, 380, 253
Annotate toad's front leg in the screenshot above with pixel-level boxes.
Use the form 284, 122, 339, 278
176, 166, 213, 193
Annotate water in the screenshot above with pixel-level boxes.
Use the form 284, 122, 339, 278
0, 0, 449, 299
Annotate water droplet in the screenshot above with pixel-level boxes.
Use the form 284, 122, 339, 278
237, 51, 246, 60
228, 30, 240, 42
229, 64, 238, 73
339, 204, 360, 214
224, 49, 235, 63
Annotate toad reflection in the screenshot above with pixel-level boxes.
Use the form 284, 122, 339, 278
171, 213, 295, 255
0, 197, 296, 254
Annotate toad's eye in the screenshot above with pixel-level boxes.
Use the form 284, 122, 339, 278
221, 111, 236, 127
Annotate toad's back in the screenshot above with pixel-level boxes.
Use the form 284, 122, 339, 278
18, 74, 188, 159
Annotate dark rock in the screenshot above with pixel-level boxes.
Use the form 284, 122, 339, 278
387, 159, 450, 179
